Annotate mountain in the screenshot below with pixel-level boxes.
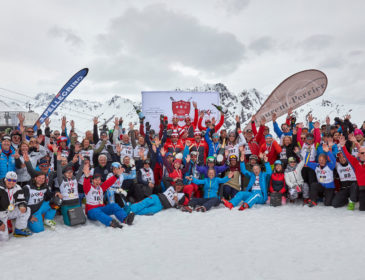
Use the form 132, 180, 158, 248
0, 84, 360, 135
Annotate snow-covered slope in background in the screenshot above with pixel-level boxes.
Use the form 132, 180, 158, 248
1, 84, 362, 135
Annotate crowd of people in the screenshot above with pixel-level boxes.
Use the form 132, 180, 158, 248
1, 102, 365, 241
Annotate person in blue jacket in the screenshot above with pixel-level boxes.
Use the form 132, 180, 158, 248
305, 143, 336, 207
204, 127, 222, 158
222, 153, 272, 211
0, 136, 16, 180
184, 169, 233, 212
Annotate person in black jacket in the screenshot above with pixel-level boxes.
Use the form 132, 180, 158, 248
0, 172, 32, 240
23, 170, 61, 233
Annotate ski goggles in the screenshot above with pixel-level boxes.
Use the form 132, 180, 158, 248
6, 179, 16, 183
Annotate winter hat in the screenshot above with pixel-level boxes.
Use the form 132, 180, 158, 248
2, 135, 11, 142
93, 173, 102, 180
10, 130, 21, 137
194, 129, 201, 136
184, 114, 191, 121
111, 162, 121, 169
39, 158, 49, 165
265, 134, 273, 139
206, 156, 215, 163
173, 159, 182, 165
175, 179, 184, 186
212, 133, 219, 138
5, 171, 17, 181
274, 160, 282, 166
354, 129, 364, 136
288, 157, 296, 163
249, 154, 259, 161
57, 136, 68, 145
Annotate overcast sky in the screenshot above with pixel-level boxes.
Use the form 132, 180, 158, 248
1, 0, 364, 107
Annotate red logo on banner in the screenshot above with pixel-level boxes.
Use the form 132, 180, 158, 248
172, 100, 191, 119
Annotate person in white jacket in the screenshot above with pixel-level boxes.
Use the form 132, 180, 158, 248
15, 141, 47, 187
284, 155, 309, 202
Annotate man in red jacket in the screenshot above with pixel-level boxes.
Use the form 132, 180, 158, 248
259, 134, 282, 166
83, 165, 135, 228
339, 135, 365, 210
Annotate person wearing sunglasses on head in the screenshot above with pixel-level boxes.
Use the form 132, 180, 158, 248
0, 172, 32, 240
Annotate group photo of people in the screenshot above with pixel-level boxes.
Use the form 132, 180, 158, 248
1, 102, 364, 242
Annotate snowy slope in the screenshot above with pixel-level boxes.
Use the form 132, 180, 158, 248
1, 204, 365, 280
0, 84, 361, 136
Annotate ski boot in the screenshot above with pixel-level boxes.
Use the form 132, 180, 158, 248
124, 212, 135, 225
347, 201, 355, 211
307, 200, 317, 207
110, 219, 123, 229
222, 198, 233, 210
13, 228, 33, 237
238, 203, 249, 211
196, 206, 206, 212
181, 205, 193, 213
44, 219, 56, 230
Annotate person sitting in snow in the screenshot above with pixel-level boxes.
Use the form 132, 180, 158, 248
83, 164, 135, 228
222, 153, 271, 211
125, 179, 188, 216
0, 172, 32, 240
183, 169, 233, 212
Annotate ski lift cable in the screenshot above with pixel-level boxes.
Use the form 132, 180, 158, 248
0, 94, 91, 121
0, 86, 96, 118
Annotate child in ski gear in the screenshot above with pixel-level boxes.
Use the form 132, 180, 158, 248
0, 172, 32, 240
129, 179, 188, 215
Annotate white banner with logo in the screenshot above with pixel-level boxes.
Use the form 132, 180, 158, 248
142, 91, 220, 131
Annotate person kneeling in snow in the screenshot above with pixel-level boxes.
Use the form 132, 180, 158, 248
83, 165, 135, 228
0, 172, 32, 240
127, 179, 188, 215
222, 153, 271, 211
184, 169, 233, 212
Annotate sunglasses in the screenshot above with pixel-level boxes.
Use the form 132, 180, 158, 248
54, 133, 60, 136
360, 152, 365, 155
27, 130, 34, 133
39, 164, 49, 167
246, 130, 253, 133
6, 179, 16, 182
213, 136, 219, 139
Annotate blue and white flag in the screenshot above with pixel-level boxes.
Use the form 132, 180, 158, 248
33, 68, 89, 128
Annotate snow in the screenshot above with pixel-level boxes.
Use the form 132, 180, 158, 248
1, 204, 365, 280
